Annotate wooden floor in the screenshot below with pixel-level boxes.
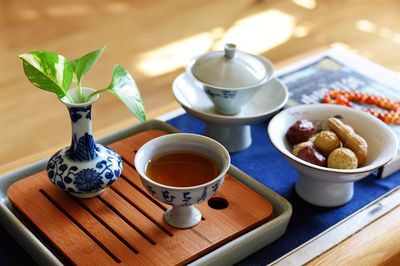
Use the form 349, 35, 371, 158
2, 1, 400, 264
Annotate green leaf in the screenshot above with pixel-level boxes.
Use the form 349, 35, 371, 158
105, 65, 146, 122
70, 47, 105, 83
18, 51, 73, 99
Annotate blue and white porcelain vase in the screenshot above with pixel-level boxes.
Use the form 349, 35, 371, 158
47, 88, 123, 198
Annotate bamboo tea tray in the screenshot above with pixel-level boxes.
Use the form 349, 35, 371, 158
0, 120, 292, 265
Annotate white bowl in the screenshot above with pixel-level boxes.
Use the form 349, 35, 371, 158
268, 104, 398, 207
134, 133, 230, 228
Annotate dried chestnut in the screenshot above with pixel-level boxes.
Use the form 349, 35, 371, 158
286, 120, 316, 144
313, 130, 341, 157
297, 146, 327, 167
328, 147, 358, 169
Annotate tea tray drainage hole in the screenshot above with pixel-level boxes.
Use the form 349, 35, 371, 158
208, 197, 229, 210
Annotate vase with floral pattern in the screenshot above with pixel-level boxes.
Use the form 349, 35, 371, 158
47, 88, 122, 198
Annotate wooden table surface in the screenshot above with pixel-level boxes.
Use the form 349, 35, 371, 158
2, 0, 400, 264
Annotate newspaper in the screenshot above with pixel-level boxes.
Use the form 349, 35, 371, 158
277, 48, 400, 178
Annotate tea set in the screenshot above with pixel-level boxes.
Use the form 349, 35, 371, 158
52, 43, 398, 228
133, 44, 396, 227
137, 43, 291, 228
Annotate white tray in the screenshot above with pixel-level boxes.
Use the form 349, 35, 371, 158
0, 120, 292, 265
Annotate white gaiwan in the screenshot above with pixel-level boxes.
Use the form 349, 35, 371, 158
186, 43, 275, 115
268, 104, 398, 207
175, 44, 286, 152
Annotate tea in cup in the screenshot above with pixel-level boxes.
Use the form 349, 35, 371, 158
134, 133, 230, 228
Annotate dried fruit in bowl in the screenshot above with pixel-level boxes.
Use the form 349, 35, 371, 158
286, 120, 316, 144
313, 130, 341, 157
292, 141, 314, 156
328, 147, 358, 169
297, 146, 327, 167
327, 117, 368, 166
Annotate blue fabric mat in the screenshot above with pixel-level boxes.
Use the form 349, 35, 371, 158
167, 112, 400, 265
2, 112, 399, 265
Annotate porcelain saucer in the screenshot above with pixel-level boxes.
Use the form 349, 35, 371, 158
172, 73, 288, 152
173, 73, 288, 126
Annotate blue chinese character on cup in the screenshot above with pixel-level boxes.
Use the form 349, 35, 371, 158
197, 186, 208, 203
147, 185, 156, 195
212, 180, 221, 192
182, 192, 192, 206
162, 190, 176, 203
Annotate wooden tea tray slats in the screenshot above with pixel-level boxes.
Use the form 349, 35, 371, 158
8, 172, 144, 265
119, 160, 270, 233
8, 129, 274, 265
40, 179, 152, 265
98, 186, 171, 241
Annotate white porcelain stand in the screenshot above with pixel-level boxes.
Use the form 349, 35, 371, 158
205, 124, 252, 153
164, 205, 202, 229
172, 73, 288, 153
295, 175, 354, 207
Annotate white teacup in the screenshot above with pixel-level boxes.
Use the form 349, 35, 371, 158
134, 133, 230, 228
186, 43, 275, 115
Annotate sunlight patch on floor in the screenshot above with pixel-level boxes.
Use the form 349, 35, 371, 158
135, 28, 224, 77
214, 10, 295, 54
293, 25, 310, 38
19, 3, 127, 20
45, 5, 91, 17
19, 8, 40, 20
393, 34, 400, 44
103, 2, 130, 13
357, 19, 400, 45
136, 9, 295, 77
356, 20, 377, 33
330, 42, 351, 50
292, 0, 317, 9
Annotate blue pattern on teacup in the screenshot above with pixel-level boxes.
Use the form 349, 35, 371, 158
205, 88, 237, 99
161, 190, 176, 203
212, 179, 221, 192
182, 192, 192, 206
197, 186, 208, 203
146, 185, 156, 195
141, 177, 224, 207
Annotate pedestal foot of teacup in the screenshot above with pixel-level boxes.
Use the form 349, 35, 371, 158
68, 189, 105, 198
295, 175, 354, 207
205, 124, 251, 153
164, 205, 202, 229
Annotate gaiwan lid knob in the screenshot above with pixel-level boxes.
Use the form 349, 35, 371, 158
189, 43, 273, 89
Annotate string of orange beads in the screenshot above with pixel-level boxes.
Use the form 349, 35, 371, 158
322, 90, 400, 125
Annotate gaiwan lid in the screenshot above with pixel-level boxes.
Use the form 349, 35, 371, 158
188, 43, 274, 89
